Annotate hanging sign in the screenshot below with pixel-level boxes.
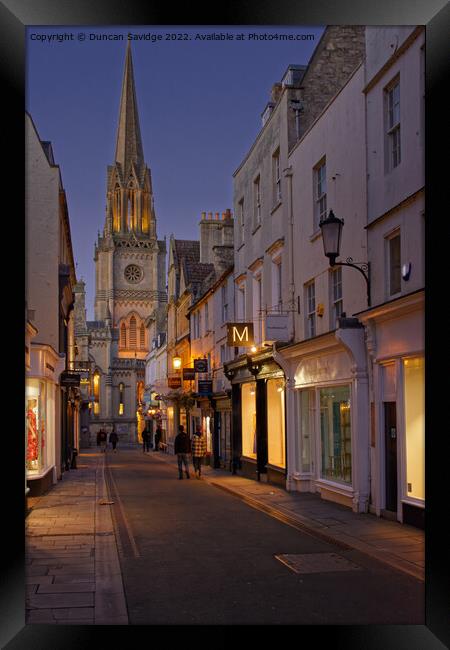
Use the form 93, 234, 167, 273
183, 367, 196, 381
265, 314, 290, 342
198, 380, 213, 395
194, 358, 208, 373
60, 371, 81, 387
168, 376, 182, 389
227, 322, 254, 347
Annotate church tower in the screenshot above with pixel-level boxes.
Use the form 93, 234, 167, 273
87, 43, 167, 443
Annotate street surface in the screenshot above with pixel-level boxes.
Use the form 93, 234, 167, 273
104, 448, 424, 625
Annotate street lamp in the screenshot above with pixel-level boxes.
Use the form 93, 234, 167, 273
173, 356, 182, 371
319, 209, 371, 307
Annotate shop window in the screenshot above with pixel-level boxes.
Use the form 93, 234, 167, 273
320, 385, 352, 484
267, 379, 286, 468
404, 357, 424, 501
241, 382, 257, 459
298, 389, 315, 473
26, 379, 46, 473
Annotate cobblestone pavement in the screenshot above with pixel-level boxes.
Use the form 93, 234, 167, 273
25, 451, 128, 625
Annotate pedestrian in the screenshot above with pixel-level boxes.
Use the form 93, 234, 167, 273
142, 429, 151, 453
109, 429, 119, 453
191, 425, 207, 478
97, 428, 107, 453
154, 425, 162, 452
174, 424, 191, 479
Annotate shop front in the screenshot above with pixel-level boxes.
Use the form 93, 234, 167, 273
359, 291, 424, 528
280, 321, 370, 513
212, 394, 232, 470
225, 351, 286, 486
26, 343, 63, 496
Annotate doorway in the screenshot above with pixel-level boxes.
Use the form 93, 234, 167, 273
384, 401, 398, 513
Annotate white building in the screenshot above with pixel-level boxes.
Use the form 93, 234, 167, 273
358, 26, 425, 527
280, 63, 370, 512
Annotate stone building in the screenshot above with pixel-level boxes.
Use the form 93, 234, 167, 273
225, 26, 366, 488
74, 43, 167, 445
357, 27, 425, 528
25, 112, 78, 495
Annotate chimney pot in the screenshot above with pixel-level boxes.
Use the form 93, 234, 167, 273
208, 212, 213, 220
215, 212, 219, 220
201, 211, 206, 220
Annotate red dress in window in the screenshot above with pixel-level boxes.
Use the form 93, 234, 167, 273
26, 408, 39, 461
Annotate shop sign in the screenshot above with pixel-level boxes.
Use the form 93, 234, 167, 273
60, 371, 81, 387
227, 322, 254, 346
168, 376, 182, 389
198, 380, 213, 395
194, 358, 208, 373
183, 367, 196, 381
265, 313, 290, 342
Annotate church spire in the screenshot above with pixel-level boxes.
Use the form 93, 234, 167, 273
115, 42, 144, 173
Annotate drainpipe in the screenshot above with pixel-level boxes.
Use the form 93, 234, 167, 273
283, 166, 295, 342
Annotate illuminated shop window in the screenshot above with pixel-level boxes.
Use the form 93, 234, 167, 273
241, 382, 257, 459
404, 357, 424, 501
26, 380, 46, 473
267, 378, 286, 468
320, 385, 352, 484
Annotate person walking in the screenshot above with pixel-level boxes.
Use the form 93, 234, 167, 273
174, 424, 191, 479
97, 428, 107, 453
154, 425, 162, 452
142, 429, 151, 453
191, 426, 207, 478
109, 429, 119, 453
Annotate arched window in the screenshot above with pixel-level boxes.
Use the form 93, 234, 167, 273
118, 382, 124, 416
129, 316, 137, 348
114, 185, 121, 232
120, 323, 127, 348
140, 323, 145, 349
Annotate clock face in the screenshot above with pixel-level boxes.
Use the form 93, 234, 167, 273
124, 264, 143, 284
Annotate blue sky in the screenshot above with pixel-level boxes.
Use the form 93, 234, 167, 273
26, 25, 325, 319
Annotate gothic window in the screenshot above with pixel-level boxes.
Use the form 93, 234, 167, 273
120, 323, 127, 348
114, 185, 121, 232
129, 316, 137, 348
140, 323, 145, 349
118, 382, 124, 415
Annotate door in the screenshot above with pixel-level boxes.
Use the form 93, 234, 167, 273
384, 402, 398, 512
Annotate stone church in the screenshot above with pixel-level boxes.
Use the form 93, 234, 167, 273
75, 43, 167, 445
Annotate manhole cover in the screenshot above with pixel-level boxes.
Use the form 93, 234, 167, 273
275, 553, 362, 574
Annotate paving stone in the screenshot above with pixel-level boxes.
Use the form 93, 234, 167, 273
37, 583, 95, 593
53, 575, 95, 584
26, 575, 55, 585
27, 592, 94, 609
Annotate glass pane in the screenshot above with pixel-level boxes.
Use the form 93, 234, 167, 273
299, 390, 313, 473
241, 382, 257, 459
320, 385, 352, 484
404, 357, 424, 500
267, 379, 286, 468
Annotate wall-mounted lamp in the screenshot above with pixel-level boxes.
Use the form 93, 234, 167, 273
319, 209, 371, 307
173, 356, 182, 371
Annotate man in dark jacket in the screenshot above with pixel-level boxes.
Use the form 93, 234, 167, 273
174, 425, 191, 479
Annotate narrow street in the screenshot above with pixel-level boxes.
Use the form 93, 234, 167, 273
104, 448, 424, 625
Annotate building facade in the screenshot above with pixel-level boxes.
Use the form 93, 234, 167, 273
225, 26, 366, 488
75, 43, 167, 445
25, 112, 78, 496
358, 27, 425, 527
